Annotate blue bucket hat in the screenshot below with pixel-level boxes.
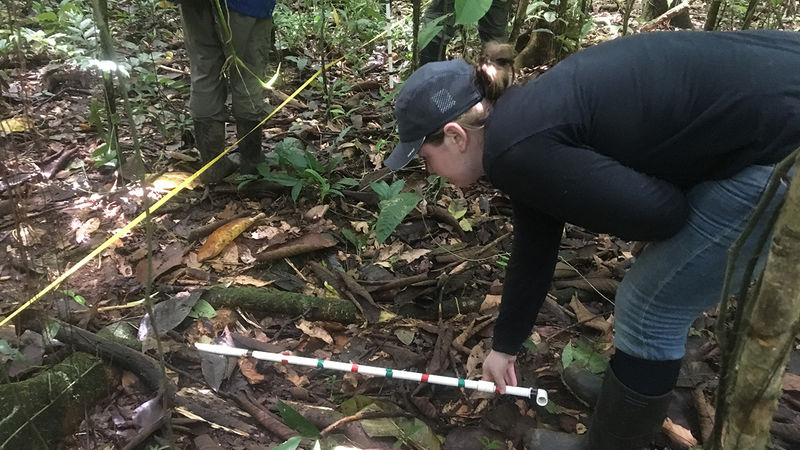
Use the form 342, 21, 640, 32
385, 59, 483, 170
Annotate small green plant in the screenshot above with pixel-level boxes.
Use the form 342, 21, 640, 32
0, 339, 25, 381
371, 180, 421, 244
495, 253, 510, 268
561, 340, 609, 374
62, 289, 87, 305
242, 137, 357, 203
479, 435, 506, 450
341, 228, 367, 254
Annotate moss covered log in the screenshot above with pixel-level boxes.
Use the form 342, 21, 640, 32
202, 286, 362, 322
0, 352, 112, 449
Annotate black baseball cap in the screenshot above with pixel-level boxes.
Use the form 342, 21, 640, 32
385, 59, 483, 170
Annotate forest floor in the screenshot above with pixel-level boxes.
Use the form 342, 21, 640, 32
1, 1, 800, 449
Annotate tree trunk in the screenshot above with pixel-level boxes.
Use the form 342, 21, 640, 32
711, 157, 800, 449
704, 0, 724, 30
514, 0, 568, 68
509, 0, 530, 46
412, 0, 421, 70
741, 0, 761, 29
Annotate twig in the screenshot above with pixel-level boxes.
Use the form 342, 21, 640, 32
319, 411, 415, 437
557, 256, 615, 306
544, 311, 608, 342
435, 232, 511, 264
452, 316, 495, 354
366, 272, 430, 293
157, 64, 190, 76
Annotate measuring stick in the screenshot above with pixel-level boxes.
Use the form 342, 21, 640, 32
196, 343, 548, 405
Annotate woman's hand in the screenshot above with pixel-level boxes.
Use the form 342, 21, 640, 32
482, 349, 518, 394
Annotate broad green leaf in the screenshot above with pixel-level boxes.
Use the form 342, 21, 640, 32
188, 299, 217, 318
544, 400, 567, 415
291, 183, 303, 202
305, 151, 325, 173
561, 340, 608, 374
448, 200, 467, 220
455, 0, 493, 25
341, 228, 364, 251
275, 138, 307, 170
43, 320, 61, 342
419, 14, 451, 50
458, 218, 472, 232
375, 193, 420, 244
272, 436, 302, 450
387, 180, 405, 198
336, 177, 359, 187
522, 338, 538, 351
303, 168, 326, 185
370, 180, 391, 201
264, 172, 300, 187
543, 11, 557, 23
277, 400, 320, 438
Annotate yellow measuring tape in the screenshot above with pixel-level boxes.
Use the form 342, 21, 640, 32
1, 16, 404, 327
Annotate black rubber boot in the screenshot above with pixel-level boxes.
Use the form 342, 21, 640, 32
236, 119, 264, 175
525, 366, 672, 450
587, 366, 672, 449
562, 365, 602, 407
194, 119, 237, 183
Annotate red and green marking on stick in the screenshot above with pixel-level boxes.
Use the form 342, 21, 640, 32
195, 343, 548, 406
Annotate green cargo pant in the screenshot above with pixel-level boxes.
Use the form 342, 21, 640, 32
181, 1, 273, 123
420, 0, 510, 64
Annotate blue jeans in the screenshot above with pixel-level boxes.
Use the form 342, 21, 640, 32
614, 164, 791, 361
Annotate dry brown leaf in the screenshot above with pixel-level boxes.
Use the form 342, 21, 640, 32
135, 242, 187, 283
480, 294, 502, 313
238, 357, 265, 384
75, 217, 100, 244
274, 363, 309, 387
376, 241, 405, 262
350, 221, 370, 233
333, 333, 350, 353
148, 171, 201, 191
341, 371, 359, 395
197, 213, 265, 261
466, 341, 489, 379
662, 418, 698, 447
569, 294, 612, 334
396, 248, 430, 264
305, 204, 330, 221
783, 373, 800, 392
218, 275, 274, 287
296, 319, 334, 344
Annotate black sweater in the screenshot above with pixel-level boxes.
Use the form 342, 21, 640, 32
482, 30, 800, 355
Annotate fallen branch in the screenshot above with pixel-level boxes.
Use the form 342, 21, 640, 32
231, 392, 296, 441
640, 1, 690, 32
255, 233, 338, 262
0, 352, 113, 449
319, 411, 416, 437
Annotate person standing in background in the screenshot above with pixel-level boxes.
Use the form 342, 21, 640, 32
180, 0, 276, 182
419, 0, 511, 65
